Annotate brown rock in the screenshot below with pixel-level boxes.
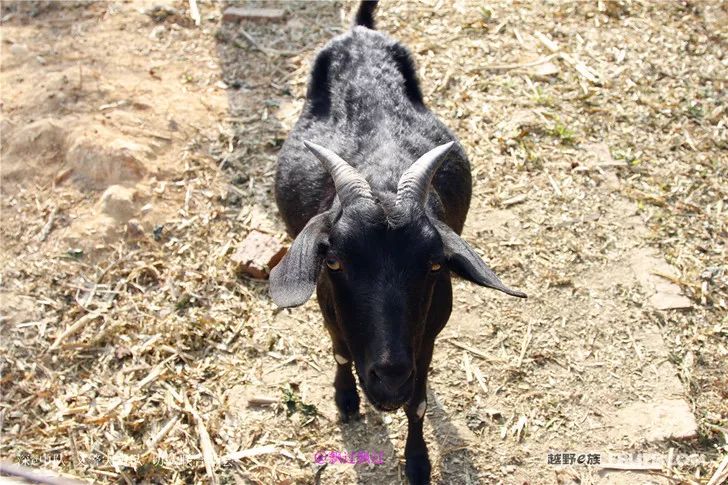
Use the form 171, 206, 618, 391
583, 142, 627, 168
0, 118, 67, 181
231, 231, 286, 279
222, 7, 286, 23
0, 292, 41, 325
497, 109, 542, 140
630, 248, 692, 310
66, 126, 148, 190
612, 398, 698, 442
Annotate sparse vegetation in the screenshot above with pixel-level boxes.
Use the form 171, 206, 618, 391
283, 385, 319, 418
548, 122, 576, 145
0, 1, 725, 484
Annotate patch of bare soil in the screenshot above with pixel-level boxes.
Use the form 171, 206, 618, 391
1, 1, 726, 485
1, 0, 227, 256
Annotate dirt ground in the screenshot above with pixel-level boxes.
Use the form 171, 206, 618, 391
1, 1, 726, 484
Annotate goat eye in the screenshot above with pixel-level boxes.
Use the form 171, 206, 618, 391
326, 258, 342, 271
430, 262, 442, 272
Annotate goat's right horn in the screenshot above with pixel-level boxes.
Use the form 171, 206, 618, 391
395, 141, 455, 211
303, 140, 374, 207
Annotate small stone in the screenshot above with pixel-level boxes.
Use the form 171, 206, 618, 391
650, 292, 692, 310
144, 5, 179, 23
149, 25, 165, 40
498, 109, 542, 140
630, 249, 693, 310
10, 43, 29, 57
231, 231, 286, 279
99, 185, 137, 222
114, 345, 132, 360
224, 187, 242, 207
97, 384, 117, 397
700, 267, 721, 282
530, 61, 560, 80
222, 7, 286, 23
601, 0, 629, 18
126, 219, 145, 239
584, 142, 619, 166
153, 224, 164, 241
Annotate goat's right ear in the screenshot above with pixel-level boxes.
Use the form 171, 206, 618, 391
269, 213, 330, 307
432, 219, 527, 298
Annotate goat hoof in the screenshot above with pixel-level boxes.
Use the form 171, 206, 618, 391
335, 387, 360, 422
405, 453, 431, 485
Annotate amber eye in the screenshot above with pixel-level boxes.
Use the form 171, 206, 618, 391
430, 262, 442, 272
326, 258, 342, 271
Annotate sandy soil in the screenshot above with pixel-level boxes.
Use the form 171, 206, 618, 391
1, 1, 726, 484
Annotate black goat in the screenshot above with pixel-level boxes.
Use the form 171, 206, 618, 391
270, 2, 526, 483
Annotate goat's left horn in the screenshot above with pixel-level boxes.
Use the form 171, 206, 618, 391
395, 141, 455, 210
304, 140, 374, 207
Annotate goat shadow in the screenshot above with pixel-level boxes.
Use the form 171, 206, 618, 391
331, 387, 481, 485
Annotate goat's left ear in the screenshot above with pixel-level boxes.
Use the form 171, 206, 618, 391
432, 219, 527, 298
269, 212, 330, 307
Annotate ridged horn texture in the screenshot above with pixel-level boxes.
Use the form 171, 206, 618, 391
395, 141, 455, 214
303, 140, 374, 207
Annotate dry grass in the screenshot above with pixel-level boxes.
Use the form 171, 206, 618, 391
1, 1, 726, 484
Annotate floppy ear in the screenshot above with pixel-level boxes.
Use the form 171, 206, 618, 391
269, 212, 330, 307
432, 219, 527, 298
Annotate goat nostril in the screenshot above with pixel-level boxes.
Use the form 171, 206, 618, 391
370, 364, 414, 391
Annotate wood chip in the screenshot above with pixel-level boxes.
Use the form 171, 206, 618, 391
188, 0, 200, 26
221, 445, 278, 462
0, 461, 87, 485
49, 311, 104, 351
502, 194, 527, 207
37, 207, 59, 242
472, 364, 489, 394
222, 7, 286, 23
707, 454, 728, 485
184, 394, 218, 485
447, 339, 505, 363
247, 396, 278, 407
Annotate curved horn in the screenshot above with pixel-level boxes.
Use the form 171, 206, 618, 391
303, 140, 374, 207
395, 141, 455, 211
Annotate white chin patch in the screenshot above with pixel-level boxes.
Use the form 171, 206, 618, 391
334, 354, 349, 365
416, 400, 427, 419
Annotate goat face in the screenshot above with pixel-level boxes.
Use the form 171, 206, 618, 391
320, 205, 444, 410
270, 141, 526, 412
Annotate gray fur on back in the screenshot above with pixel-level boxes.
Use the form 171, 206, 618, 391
275, 26, 472, 237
